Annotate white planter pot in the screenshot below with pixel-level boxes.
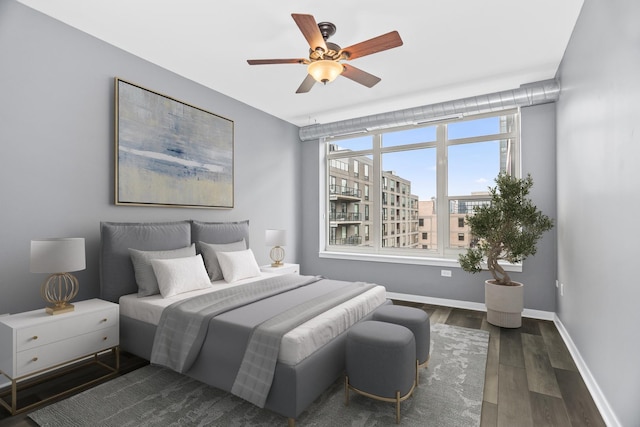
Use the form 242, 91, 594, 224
484, 280, 524, 328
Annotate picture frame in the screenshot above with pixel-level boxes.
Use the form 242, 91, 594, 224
115, 78, 234, 209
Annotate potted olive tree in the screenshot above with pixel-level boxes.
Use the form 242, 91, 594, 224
458, 173, 554, 328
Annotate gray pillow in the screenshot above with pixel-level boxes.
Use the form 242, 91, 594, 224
129, 244, 196, 297
191, 220, 250, 247
198, 239, 246, 281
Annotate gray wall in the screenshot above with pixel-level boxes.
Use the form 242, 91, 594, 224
555, 0, 640, 425
301, 102, 557, 312
0, 0, 301, 315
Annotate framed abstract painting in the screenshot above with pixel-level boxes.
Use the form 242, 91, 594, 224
115, 78, 234, 208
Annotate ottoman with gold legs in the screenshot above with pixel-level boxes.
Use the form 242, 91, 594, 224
344, 320, 416, 424
373, 304, 431, 385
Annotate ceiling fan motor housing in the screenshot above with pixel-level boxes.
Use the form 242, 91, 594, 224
310, 42, 342, 61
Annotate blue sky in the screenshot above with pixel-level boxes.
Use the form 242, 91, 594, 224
337, 116, 503, 200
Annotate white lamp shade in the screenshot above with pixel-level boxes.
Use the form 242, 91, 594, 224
30, 238, 86, 273
265, 229, 286, 247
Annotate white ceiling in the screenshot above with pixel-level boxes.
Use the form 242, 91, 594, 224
18, 0, 583, 127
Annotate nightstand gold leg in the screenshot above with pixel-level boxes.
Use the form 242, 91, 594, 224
11, 378, 17, 415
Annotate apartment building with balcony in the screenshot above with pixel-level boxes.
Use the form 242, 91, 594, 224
381, 174, 419, 248
328, 150, 419, 249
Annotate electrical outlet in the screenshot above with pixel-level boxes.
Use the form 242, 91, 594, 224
560, 283, 564, 296
441, 269, 452, 277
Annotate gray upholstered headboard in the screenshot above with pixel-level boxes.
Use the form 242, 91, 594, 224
99, 220, 250, 303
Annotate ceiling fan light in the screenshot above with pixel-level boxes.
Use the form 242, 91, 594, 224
308, 60, 343, 84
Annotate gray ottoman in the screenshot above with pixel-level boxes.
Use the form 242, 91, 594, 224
373, 304, 431, 384
345, 320, 416, 424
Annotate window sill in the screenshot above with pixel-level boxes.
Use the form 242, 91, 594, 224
318, 250, 523, 272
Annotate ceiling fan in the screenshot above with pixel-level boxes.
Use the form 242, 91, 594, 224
247, 13, 403, 93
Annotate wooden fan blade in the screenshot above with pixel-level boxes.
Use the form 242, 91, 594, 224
247, 58, 306, 65
341, 31, 403, 60
341, 64, 381, 88
292, 14, 327, 53
296, 74, 316, 93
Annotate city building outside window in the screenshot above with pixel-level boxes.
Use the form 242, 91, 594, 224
323, 110, 519, 264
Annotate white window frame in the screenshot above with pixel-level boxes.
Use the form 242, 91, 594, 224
319, 109, 522, 270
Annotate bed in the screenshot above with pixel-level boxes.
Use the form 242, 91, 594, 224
99, 220, 388, 426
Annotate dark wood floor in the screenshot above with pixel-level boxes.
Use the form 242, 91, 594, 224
0, 304, 606, 427
395, 301, 606, 427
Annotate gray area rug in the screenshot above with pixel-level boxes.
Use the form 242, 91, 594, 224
30, 323, 489, 426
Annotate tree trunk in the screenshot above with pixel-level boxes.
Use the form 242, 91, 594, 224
488, 246, 511, 285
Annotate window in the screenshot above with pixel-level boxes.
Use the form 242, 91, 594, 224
323, 110, 519, 263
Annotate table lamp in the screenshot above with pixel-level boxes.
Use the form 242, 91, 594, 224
265, 229, 286, 267
30, 237, 86, 315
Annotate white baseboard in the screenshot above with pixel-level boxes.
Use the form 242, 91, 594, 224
386, 292, 555, 320
553, 315, 621, 427
386, 291, 618, 426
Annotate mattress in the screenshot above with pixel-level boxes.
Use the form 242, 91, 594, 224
120, 273, 387, 365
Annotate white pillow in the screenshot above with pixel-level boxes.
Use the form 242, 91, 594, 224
129, 244, 196, 297
198, 239, 246, 281
216, 249, 261, 282
150, 254, 212, 298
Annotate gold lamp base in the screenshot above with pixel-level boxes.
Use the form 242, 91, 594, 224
46, 303, 75, 315
270, 246, 285, 267
41, 273, 79, 316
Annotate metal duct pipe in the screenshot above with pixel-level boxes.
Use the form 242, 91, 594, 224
299, 79, 560, 141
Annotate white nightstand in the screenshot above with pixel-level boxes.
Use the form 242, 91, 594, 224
260, 263, 300, 275
0, 298, 119, 415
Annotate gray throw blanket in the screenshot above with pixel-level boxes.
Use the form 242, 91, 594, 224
151, 274, 321, 373
231, 281, 376, 407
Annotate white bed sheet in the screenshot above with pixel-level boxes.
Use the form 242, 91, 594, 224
119, 273, 387, 365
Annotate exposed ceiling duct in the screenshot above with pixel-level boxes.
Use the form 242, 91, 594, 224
299, 79, 560, 141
